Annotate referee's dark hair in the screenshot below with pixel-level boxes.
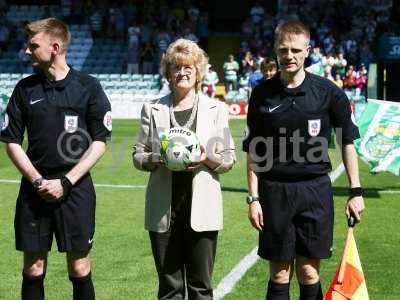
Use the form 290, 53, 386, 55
274, 21, 310, 47
26, 18, 71, 53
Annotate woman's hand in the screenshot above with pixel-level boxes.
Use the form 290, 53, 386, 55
186, 145, 207, 171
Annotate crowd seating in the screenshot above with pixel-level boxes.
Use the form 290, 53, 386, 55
5, 5, 61, 23
0, 73, 162, 98
81, 39, 125, 74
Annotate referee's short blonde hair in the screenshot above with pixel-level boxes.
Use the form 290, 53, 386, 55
275, 21, 310, 47
161, 39, 209, 92
26, 18, 71, 53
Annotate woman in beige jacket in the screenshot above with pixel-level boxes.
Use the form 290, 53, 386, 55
133, 39, 235, 299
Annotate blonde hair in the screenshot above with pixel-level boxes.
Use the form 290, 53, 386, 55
26, 18, 71, 53
160, 39, 209, 92
274, 21, 310, 48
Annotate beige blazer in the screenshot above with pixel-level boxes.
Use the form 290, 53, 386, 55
133, 93, 236, 232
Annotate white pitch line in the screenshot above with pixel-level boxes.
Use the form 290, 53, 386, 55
379, 190, 400, 194
214, 162, 345, 300
0, 179, 146, 189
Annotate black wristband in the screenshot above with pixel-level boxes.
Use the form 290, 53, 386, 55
349, 187, 363, 198
60, 175, 73, 198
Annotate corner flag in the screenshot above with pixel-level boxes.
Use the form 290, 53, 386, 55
324, 218, 369, 300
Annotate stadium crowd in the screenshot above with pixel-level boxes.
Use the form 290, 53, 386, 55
0, 0, 209, 75
222, 0, 396, 99
0, 0, 397, 100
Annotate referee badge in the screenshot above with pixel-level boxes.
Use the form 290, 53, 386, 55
103, 111, 112, 131
308, 119, 321, 137
0, 113, 8, 131
64, 115, 78, 133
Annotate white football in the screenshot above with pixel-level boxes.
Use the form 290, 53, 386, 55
160, 127, 201, 171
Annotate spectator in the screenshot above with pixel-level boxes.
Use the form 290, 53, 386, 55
250, 2, 265, 25
153, 27, 172, 71
260, 58, 277, 81
343, 65, 358, 90
197, 13, 209, 51
359, 42, 373, 68
140, 19, 154, 45
186, 4, 199, 33
127, 21, 141, 46
333, 52, 347, 77
183, 28, 199, 43
89, 6, 104, 38
202, 64, 219, 98
241, 51, 254, 76
309, 46, 322, 65
126, 39, 141, 74
322, 53, 335, 68
242, 17, 253, 38
248, 62, 263, 89
324, 65, 335, 82
141, 42, 154, 74
253, 51, 264, 65
334, 74, 344, 89
108, 7, 125, 39
223, 54, 240, 91
356, 64, 368, 95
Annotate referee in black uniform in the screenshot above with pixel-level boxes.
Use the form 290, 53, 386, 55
0, 18, 111, 300
243, 21, 365, 300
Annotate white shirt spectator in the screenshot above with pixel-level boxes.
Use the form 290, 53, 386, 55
128, 25, 141, 45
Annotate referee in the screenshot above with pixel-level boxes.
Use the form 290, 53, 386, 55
243, 21, 365, 300
0, 18, 111, 300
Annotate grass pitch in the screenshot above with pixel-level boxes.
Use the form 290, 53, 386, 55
0, 119, 399, 299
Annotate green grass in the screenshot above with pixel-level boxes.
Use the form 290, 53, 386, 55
0, 119, 399, 299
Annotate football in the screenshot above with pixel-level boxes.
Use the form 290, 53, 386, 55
160, 127, 201, 171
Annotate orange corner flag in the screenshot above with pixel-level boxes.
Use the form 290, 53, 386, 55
324, 229, 369, 300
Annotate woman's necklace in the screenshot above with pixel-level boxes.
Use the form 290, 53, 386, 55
169, 93, 199, 129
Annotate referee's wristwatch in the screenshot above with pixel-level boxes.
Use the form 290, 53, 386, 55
246, 195, 259, 205
32, 177, 43, 190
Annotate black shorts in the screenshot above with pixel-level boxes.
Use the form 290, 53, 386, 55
258, 175, 333, 261
14, 173, 96, 253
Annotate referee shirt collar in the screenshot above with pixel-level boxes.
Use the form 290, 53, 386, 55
42, 66, 74, 90
278, 71, 310, 96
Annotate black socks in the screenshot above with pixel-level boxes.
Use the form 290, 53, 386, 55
299, 282, 323, 300
267, 280, 290, 300
69, 272, 95, 300
22, 272, 45, 300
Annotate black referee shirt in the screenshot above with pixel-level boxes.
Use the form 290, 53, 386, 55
0, 68, 112, 174
243, 72, 360, 181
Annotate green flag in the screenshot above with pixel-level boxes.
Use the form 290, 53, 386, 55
354, 99, 400, 176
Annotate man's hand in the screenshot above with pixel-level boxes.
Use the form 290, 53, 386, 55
248, 201, 264, 231
345, 196, 365, 222
37, 179, 64, 202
